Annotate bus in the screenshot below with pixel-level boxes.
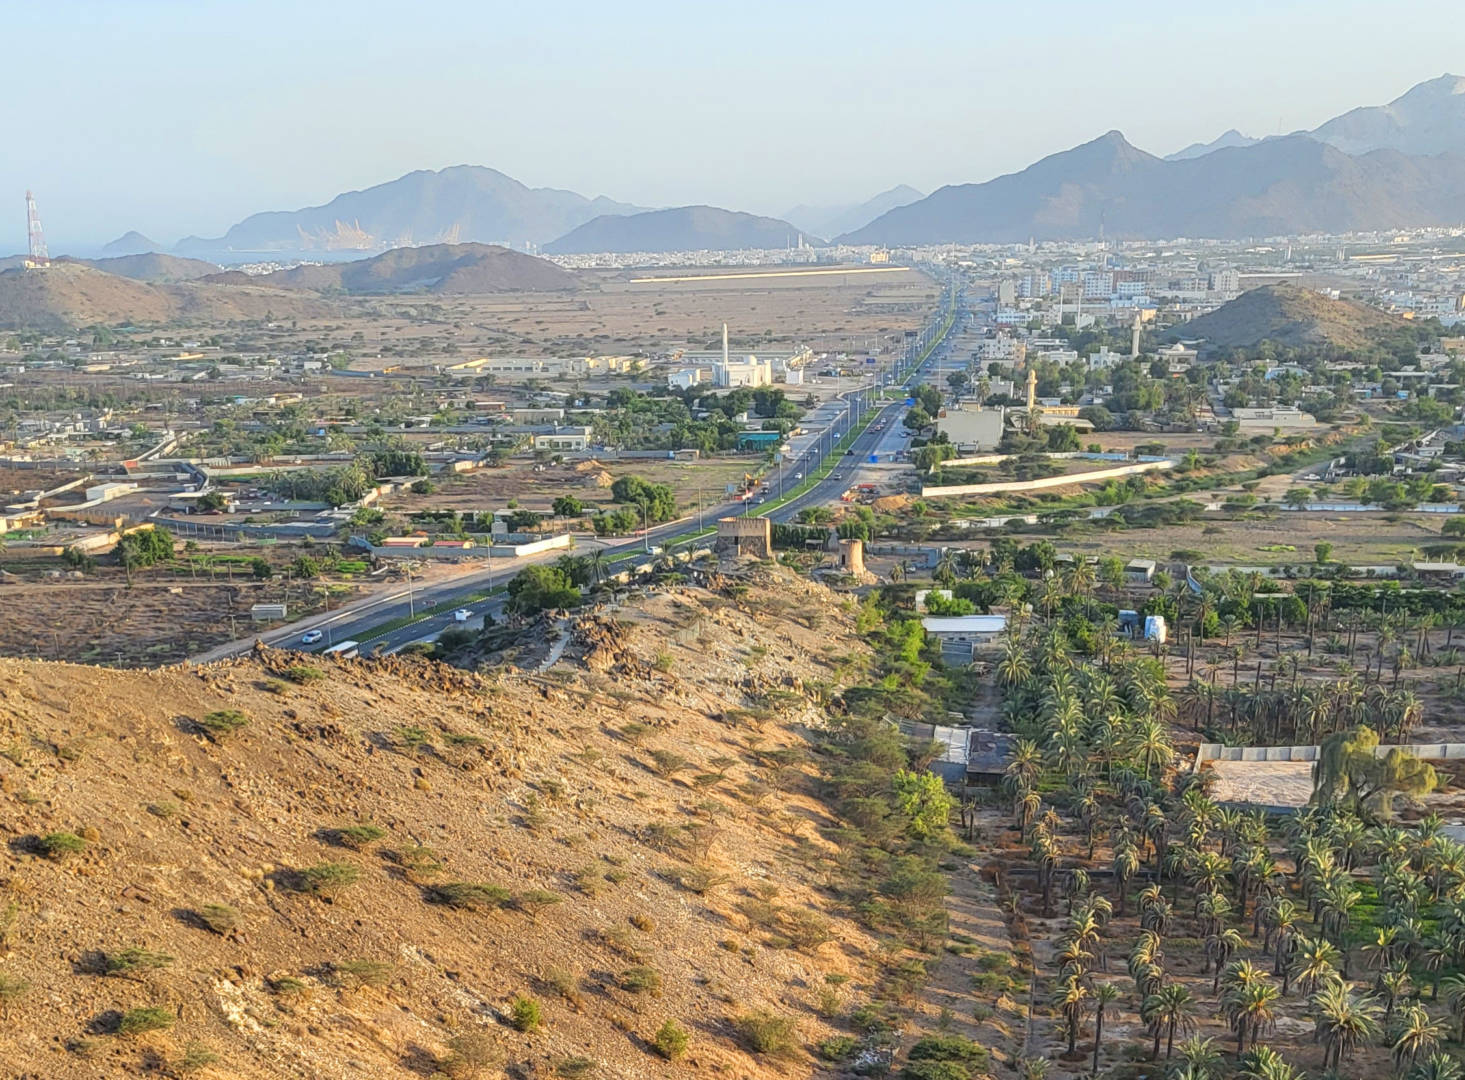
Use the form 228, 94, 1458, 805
323, 640, 360, 659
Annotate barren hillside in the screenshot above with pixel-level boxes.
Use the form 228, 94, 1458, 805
1173, 281, 1407, 351
0, 569, 885, 1079
0, 263, 333, 331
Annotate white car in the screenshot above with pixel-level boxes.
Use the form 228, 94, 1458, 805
300, 629, 324, 645
453, 608, 474, 622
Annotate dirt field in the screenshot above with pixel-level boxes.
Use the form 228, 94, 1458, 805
383, 458, 762, 517
0, 549, 373, 666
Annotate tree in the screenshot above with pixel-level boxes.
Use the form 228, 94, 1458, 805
506, 565, 582, 614
891, 769, 953, 840
1312, 725, 1437, 816
1310, 981, 1381, 1069
551, 495, 584, 518
1091, 983, 1120, 1073
1315, 541, 1333, 565
1222, 979, 1279, 1054
1393, 1004, 1445, 1068
1142, 984, 1197, 1059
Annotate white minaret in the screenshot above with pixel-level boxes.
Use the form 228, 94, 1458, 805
1131, 312, 1141, 359
722, 323, 729, 366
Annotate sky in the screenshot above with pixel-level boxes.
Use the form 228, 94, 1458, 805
5, 0, 1464, 251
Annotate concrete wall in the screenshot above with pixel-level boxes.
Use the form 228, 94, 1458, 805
1197, 741, 1465, 766
488, 533, 572, 558
921, 459, 1172, 499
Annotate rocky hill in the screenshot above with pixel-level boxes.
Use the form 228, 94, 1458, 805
177, 166, 643, 255
101, 231, 164, 257
66, 253, 222, 283
841, 130, 1465, 244
1171, 282, 1407, 351
545, 206, 818, 255
0, 263, 331, 331
0, 570, 887, 1078
206, 243, 575, 295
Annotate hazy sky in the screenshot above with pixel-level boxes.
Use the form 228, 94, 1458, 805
5, 0, 1463, 250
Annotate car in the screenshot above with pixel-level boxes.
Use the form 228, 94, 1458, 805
844, 448, 854, 455
453, 608, 473, 622
300, 629, 324, 645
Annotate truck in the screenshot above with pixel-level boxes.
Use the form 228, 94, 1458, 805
323, 640, 360, 659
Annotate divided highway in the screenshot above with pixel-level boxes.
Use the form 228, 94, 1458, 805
191, 287, 960, 663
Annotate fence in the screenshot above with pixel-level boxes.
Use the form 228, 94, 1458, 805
1197, 741, 1465, 766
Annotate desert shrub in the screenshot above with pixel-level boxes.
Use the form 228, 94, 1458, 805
556, 1057, 595, 1079
145, 801, 178, 818
598, 925, 647, 962
0, 971, 30, 1010
818, 1035, 859, 1061
300, 862, 361, 899
177, 1041, 220, 1074
198, 710, 249, 739
440, 1032, 497, 1078
38, 831, 87, 860
332, 959, 393, 988
652, 1019, 689, 1060
509, 995, 542, 1032
396, 726, 431, 753
671, 866, 728, 894
545, 967, 582, 1006
392, 845, 444, 880
268, 976, 308, 996
105, 947, 173, 976
197, 903, 240, 936
630, 913, 655, 933
573, 865, 605, 896
428, 882, 512, 912
335, 823, 387, 849
733, 1010, 800, 1059
902, 1034, 990, 1080
783, 909, 834, 951
618, 966, 662, 996
284, 664, 325, 684
648, 749, 689, 776
117, 1006, 174, 1036
816, 986, 842, 1018
515, 889, 563, 919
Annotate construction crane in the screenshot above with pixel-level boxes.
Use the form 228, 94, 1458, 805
25, 190, 49, 266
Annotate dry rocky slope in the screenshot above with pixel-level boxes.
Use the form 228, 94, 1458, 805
1171, 281, 1407, 351
0, 570, 879, 1078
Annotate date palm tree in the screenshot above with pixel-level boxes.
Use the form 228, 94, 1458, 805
1142, 983, 1197, 1060
1091, 982, 1120, 1074
1392, 1003, 1445, 1069
1310, 980, 1381, 1070
1410, 1054, 1465, 1080
1237, 1044, 1301, 1080
1223, 978, 1279, 1054
1173, 1036, 1225, 1080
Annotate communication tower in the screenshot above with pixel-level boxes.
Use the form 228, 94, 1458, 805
25, 190, 49, 266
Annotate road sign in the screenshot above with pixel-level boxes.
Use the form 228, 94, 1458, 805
904, 397, 915, 407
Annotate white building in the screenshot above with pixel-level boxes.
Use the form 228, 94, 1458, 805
668, 368, 702, 390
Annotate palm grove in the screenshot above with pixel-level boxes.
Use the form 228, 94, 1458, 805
985, 567, 1465, 1080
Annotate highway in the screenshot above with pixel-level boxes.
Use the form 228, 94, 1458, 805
190, 285, 961, 662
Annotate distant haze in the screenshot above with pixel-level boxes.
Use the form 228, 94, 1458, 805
3, 0, 1464, 250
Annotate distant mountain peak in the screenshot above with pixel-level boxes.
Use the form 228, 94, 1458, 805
101, 230, 161, 256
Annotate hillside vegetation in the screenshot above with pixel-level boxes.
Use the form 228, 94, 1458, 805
0, 568, 940, 1079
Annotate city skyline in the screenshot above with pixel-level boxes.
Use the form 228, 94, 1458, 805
4, 0, 1465, 248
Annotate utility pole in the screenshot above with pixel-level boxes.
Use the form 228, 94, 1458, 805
406, 565, 415, 618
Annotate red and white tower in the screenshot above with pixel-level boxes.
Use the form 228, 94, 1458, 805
25, 190, 48, 263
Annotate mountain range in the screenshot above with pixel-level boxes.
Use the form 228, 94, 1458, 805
1167, 73, 1465, 163
30, 72, 1465, 258
173, 165, 645, 255
544, 206, 818, 255
782, 186, 925, 239
841, 127, 1465, 244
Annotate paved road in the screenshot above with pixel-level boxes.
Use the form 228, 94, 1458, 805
191, 290, 961, 662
